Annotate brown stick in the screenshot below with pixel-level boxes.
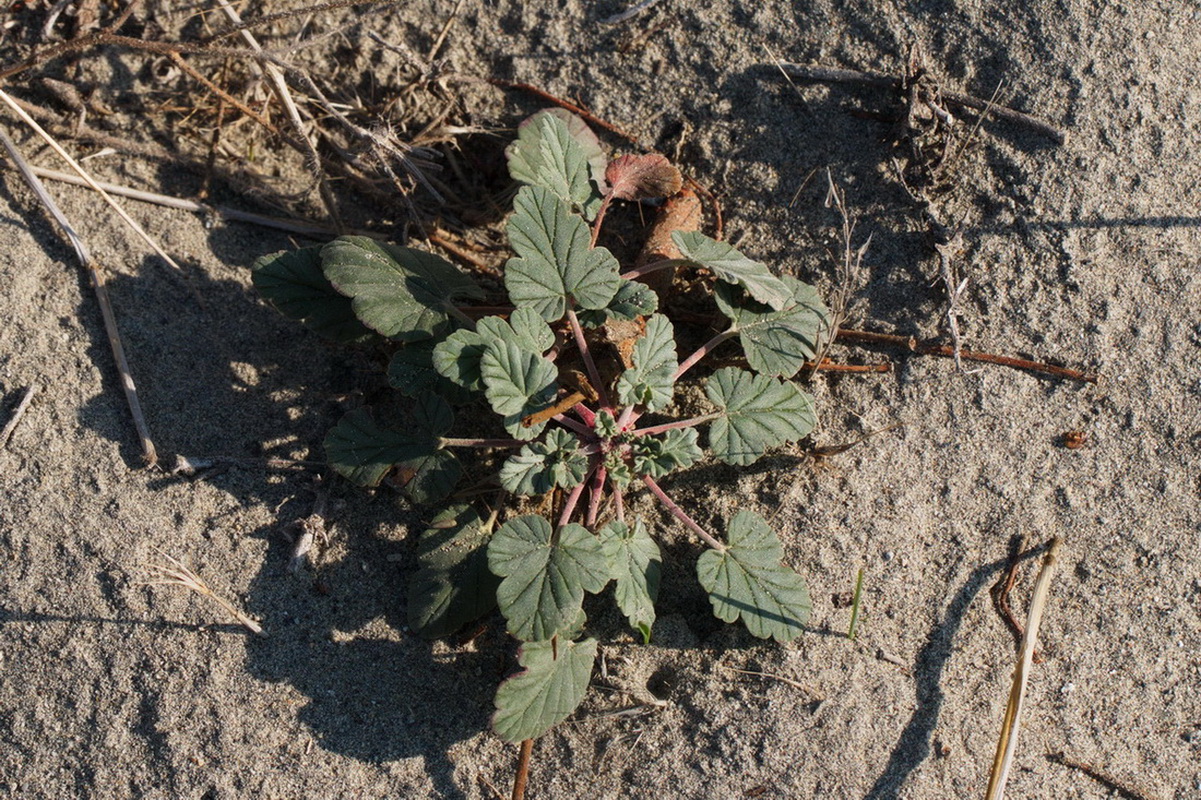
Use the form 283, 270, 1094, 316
511, 738, 534, 800
1047, 753, 1158, 800
773, 63, 1068, 145
488, 79, 642, 146
835, 328, 1097, 383
0, 385, 37, 450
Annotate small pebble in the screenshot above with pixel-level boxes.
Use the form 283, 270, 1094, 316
882, 551, 895, 562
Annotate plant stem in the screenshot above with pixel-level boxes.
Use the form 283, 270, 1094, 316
557, 465, 594, 528
512, 738, 534, 800
613, 484, 625, 523
632, 413, 720, 437
675, 328, 737, 380
619, 258, 691, 282
591, 195, 612, 247
566, 309, 611, 410
614, 404, 638, 432
445, 303, 477, 330
572, 402, 596, 427
438, 437, 525, 449
641, 476, 725, 551
585, 465, 607, 528
847, 567, 866, 640
550, 413, 591, 437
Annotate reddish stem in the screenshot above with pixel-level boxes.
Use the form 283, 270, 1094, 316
674, 329, 737, 380
585, 465, 607, 528
632, 414, 720, 437
641, 476, 725, 551
567, 309, 611, 410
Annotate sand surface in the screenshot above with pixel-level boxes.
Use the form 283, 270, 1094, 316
2, 1, 1199, 798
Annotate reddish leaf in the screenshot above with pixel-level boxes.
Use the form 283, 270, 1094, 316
605, 154, 683, 201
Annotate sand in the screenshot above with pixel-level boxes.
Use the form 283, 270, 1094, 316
1, 1, 1199, 798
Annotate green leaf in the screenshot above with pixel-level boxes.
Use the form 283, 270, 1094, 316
576, 279, 659, 327
506, 110, 604, 218
672, 231, 791, 310
492, 637, 597, 743
388, 341, 472, 403
705, 368, 817, 466
252, 246, 375, 343
631, 427, 703, 478
408, 506, 500, 638
715, 278, 832, 378
324, 401, 461, 502
322, 236, 484, 341
615, 314, 678, 412
432, 329, 487, 391
479, 340, 559, 419
476, 308, 555, 355
600, 520, 660, 642
696, 510, 811, 642
505, 186, 622, 321
488, 516, 609, 641
593, 409, 620, 440
324, 408, 426, 487
499, 429, 589, 496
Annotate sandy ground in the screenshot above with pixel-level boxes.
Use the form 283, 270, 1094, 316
2, 1, 1200, 798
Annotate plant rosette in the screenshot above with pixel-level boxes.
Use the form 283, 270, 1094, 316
252, 108, 833, 743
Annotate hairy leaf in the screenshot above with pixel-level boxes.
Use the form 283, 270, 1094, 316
408, 506, 499, 638
506, 111, 603, 218
600, 520, 661, 642
632, 427, 703, 478
605, 154, 683, 201
696, 511, 811, 642
705, 368, 817, 466
252, 246, 374, 343
322, 236, 484, 341
615, 314, 678, 412
488, 516, 609, 641
499, 429, 589, 496
324, 401, 460, 502
480, 340, 559, 418
388, 341, 472, 402
505, 186, 622, 321
493, 637, 597, 743
672, 231, 791, 310
715, 278, 832, 378
476, 307, 555, 354
431, 329, 488, 392
577, 279, 660, 327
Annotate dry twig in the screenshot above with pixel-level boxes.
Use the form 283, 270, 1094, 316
146, 552, 266, 636
0, 128, 157, 465
0, 385, 37, 450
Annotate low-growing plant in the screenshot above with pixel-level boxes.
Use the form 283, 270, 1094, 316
252, 109, 832, 745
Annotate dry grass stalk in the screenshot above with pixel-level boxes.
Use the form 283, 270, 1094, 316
0, 127, 157, 465
985, 536, 1063, 800
0, 384, 37, 450
146, 552, 266, 637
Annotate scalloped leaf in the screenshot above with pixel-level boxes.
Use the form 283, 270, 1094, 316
505, 186, 622, 321
479, 339, 558, 418
324, 399, 460, 502
499, 429, 589, 496
432, 329, 488, 391
388, 341, 472, 403
615, 314, 678, 412
672, 231, 791, 310
696, 511, 811, 642
322, 236, 484, 341
577, 279, 660, 327
476, 308, 555, 355
408, 506, 500, 638
492, 637, 597, 743
506, 110, 604, 218
715, 278, 832, 378
705, 368, 816, 466
631, 427, 703, 478
600, 519, 660, 642
488, 516, 609, 641
605, 154, 683, 201
252, 246, 374, 343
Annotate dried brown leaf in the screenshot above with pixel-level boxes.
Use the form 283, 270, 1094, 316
605, 154, 683, 201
